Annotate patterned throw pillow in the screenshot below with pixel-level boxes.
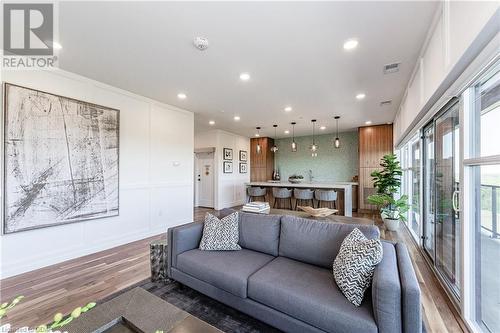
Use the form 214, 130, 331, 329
333, 228, 383, 306
199, 212, 242, 251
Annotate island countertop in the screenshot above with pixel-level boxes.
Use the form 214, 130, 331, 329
245, 181, 357, 216
245, 181, 359, 189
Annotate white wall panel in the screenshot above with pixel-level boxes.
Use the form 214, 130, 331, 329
0, 69, 194, 278
393, 2, 498, 144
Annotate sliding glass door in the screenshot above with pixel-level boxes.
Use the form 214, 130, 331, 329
435, 101, 461, 295
423, 124, 435, 259
423, 100, 461, 297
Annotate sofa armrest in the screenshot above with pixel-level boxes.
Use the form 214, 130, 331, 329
396, 242, 422, 333
167, 222, 203, 277
372, 241, 402, 333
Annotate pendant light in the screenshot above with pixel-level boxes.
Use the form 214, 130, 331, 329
334, 116, 341, 148
291, 122, 297, 152
271, 124, 279, 152
310, 119, 318, 157
255, 127, 262, 154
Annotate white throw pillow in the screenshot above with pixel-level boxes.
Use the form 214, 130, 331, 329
333, 228, 383, 306
199, 212, 242, 251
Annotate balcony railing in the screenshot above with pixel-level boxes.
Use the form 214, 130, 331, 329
481, 184, 499, 239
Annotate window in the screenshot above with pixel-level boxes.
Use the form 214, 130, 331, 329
464, 62, 500, 333
398, 134, 421, 241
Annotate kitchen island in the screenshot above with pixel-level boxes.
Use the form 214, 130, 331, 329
245, 181, 358, 217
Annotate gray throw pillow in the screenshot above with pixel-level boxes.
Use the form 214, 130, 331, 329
199, 212, 242, 251
333, 228, 383, 306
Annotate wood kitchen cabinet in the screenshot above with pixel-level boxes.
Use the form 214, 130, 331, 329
358, 124, 393, 211
250, 137, 275, 182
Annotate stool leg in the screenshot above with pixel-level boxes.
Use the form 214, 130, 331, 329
289, 198, 292, 210
273, 198, 277, 208
294, 199, 298, 211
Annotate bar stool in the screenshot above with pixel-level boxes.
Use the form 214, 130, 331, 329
293, 189, 314, 210
272, 188, 293, 209
314, 190, 337, 209
247, 187, 267, 203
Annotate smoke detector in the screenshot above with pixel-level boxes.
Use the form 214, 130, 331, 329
193, 36, 209, 51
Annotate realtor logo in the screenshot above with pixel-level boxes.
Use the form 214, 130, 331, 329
3, 3, 53, 55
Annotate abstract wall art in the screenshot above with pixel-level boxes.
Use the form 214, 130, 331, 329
3, 83, 120, 234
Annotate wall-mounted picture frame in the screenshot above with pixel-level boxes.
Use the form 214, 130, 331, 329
223, 148, 233, 160
239, 162, 248, 173
239, 150, 248, 161
223, 161, 233, 173
2, 83, 120, 234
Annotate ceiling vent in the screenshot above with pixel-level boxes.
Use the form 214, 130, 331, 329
383, 62, 400, 74
380, 100, 392, 106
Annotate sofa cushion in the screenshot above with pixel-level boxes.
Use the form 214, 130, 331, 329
248, 256, 377, 333
333, 228, 383, 306
238, 211, 281, 256
199, 212, 241, 251
176, 248, 274, 298
279, 215, 380, 268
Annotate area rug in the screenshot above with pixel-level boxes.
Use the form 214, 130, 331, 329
101, 279, 281, 333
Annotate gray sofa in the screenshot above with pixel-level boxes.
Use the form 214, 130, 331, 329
167, 210, 421, 333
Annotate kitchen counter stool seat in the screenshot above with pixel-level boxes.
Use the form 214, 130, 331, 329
247, 187, 267, 203
314, 190, 338, 210
293, 189, 314, 210
272, 188, 293, 210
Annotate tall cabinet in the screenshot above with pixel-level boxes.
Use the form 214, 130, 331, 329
358, 124, 393, 211
250, 137, 275, 182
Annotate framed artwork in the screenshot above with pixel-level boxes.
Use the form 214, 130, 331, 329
223, 148, 233, 160
239, 163, 248, 173
223, 161, 233, 173
3, 83, 120, 234
239, 150, 248, 161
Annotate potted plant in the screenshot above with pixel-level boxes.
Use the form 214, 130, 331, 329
366, 194, 409, 231
367, 154, 409, 231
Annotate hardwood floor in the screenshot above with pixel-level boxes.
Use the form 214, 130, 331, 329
0, 207, 468, 332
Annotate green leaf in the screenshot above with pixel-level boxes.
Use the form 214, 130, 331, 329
36, 325, 48, 333
53, 312, 63, 323
71, 307, 82, 318
59, 317, 74, 327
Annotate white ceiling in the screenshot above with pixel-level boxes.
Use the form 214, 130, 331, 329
57, 1, 438, 138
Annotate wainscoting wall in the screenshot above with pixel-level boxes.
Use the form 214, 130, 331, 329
0, 69, 194, 278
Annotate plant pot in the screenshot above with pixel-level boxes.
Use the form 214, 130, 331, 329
383, 218, 399, 231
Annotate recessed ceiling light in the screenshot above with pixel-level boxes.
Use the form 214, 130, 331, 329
365, 120, 372, 125
284, 106, 292, 112
209, 120, 215, 125
233, 116, 241, 121
177, 93, 187, 100
239, 73, 250, 81
52, 41, 62, 50
343, 39, 358, 50
320, 126, 326, 130
356, 93, 366, 100
284, 130, 290, 134
255, 133, 260, 137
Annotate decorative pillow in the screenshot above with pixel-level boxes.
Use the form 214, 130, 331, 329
199, 212, 242, 251
333, 228, 383, 306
